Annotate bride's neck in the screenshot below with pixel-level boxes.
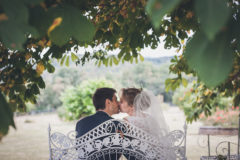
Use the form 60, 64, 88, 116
129, 110, 138, 117
128, 110, 135, 116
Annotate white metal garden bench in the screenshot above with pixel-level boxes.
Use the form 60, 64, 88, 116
48, 119, 187, 160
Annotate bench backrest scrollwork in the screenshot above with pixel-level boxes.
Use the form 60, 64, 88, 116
48, 119, 187, 160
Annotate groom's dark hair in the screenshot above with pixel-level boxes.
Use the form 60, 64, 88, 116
92, 87, 116, 110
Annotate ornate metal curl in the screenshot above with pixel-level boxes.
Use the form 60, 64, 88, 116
216, 141, 238, 156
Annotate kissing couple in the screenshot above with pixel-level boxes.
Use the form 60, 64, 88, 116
75, 87, 169, 159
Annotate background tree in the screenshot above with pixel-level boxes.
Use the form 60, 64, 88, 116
121, 62, 174, 101
59, 79, 113, 121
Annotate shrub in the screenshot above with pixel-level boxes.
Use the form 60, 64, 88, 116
199, 106, 239, 128
59, 79, 113, 120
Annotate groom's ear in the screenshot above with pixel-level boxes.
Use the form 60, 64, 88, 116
105, 99, 111, 107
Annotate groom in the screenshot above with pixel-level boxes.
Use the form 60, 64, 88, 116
76, 87, 137, 160
76, 87, 120, 138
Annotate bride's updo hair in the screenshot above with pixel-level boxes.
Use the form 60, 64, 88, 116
120, 88, 142, 106
133, 91, 151, 111
121, 88, 151, 111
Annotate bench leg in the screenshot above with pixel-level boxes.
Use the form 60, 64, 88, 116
208, 135, 210, 157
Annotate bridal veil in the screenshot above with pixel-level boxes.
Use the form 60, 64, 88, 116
133, 90, 170, 137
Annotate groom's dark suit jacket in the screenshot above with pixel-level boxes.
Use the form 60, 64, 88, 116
76, 111, 113, 138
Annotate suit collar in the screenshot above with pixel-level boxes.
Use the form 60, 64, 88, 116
96, 111, 111, 117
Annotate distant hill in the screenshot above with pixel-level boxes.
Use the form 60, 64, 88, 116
144, 56, 173, 64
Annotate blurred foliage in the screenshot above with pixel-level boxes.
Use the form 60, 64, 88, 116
59, 79, 113, 120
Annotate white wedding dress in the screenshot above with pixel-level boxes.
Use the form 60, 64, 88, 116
125, 114, 166, 137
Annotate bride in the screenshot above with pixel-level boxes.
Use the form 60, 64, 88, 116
119, 88, 169, 137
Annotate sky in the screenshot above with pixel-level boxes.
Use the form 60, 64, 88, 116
74, 42, 181, 58
42, 42, 181, 59
140, 44, 181, 58
77, 34, 184, 58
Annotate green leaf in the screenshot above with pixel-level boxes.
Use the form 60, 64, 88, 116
1, 0, 28, 23
0, 21, 38, 50
46, 63, 55, 73
130, 57, 133, 64
49, 6, 96, 46
135, 57, 138, 64
195, 0, 230, 40
13, 84, 26, 93
0, 92, 16, 136
165, 84, 171, 92
60, 55, 66, 66
97, 60, 102, 67
0, 0, 39, 50
182, 78, 188, 87
165, 78, 172, 92
139, 54, 144, 62
124, 53, 131, 61
23, 0, 44, 5
113, 56, 119, 65
103, 58, 109, 67
37, 77, 45, 89
129, 32, 143, 48
29, 6, 51, 37
234, 94, 240, 106
71, 52, 78, 62
184, 32, 209, 69
31, 84, 40, 95
65, 56, 70, 67
146, 0, 181, 29
137, 47, 141, 52
112, 22, 120, 35
184, 31, 233, 87
109, 58, 113, 66
122, 58, 125, 64
0, 21, 25, 50
132, 50, 138, 57
118, 50, 125, 59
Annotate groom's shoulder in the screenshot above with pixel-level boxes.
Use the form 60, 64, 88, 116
76, 113, 95, 124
